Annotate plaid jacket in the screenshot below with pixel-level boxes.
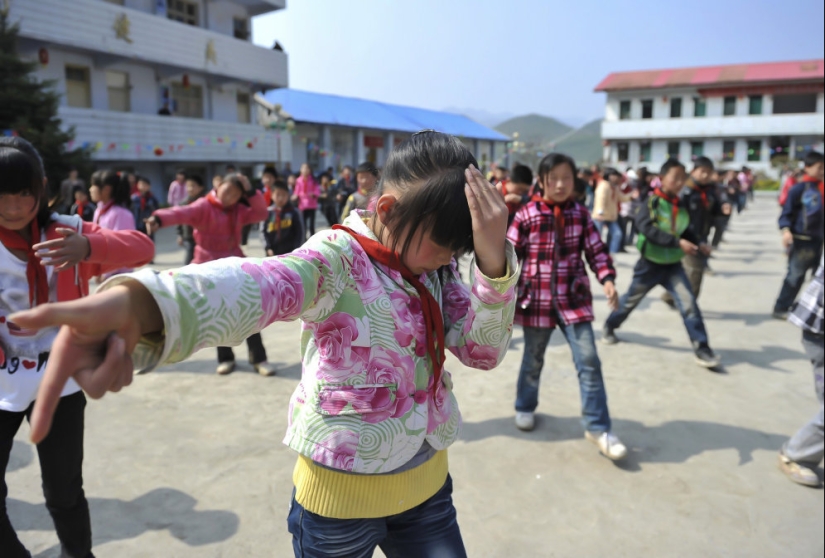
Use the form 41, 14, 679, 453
507, 199, 616, 329
789, 255, 824, 334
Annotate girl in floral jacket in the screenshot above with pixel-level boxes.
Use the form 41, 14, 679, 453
15, 131, 518, 558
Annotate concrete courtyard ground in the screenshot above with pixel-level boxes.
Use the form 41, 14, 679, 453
7, 192, 824, 557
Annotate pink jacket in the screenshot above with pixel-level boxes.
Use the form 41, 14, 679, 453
152, 191, 267, 263
294, 175, 320, 211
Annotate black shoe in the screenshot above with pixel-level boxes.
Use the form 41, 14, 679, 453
695, 345, 721, 369
602, 326, 619, 345
772, 310, 789, 321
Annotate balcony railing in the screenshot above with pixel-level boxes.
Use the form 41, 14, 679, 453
602, 113, 824, 140
60, 107, 285, 163
11, 0, 288, 88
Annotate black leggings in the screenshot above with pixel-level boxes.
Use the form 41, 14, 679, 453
302, 209, 316, 238
0, 392, 93, 558
217, 332, 267, 365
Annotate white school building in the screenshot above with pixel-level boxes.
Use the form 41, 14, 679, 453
9, 0, 289, 193
595, 60, 824, 177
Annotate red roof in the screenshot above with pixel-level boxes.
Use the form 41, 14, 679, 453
594, 59, 824, 92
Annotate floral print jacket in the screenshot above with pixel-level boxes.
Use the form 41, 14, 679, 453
112, 212, 519, 474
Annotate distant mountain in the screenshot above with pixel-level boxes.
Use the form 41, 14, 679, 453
443, 107, 516, 128
553, 119, 603, 165
495, 114, 572, 146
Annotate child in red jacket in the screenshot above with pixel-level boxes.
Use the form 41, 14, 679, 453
0, 136, 154, 558
144, 174, 275, 376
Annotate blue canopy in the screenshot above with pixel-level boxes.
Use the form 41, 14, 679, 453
260, 89, 509, 142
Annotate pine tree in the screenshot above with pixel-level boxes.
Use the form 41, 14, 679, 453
0, 2, 92, 198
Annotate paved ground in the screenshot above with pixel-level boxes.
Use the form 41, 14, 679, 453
8, 192, 824, 557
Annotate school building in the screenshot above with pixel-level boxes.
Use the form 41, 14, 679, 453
595, 60, 825, 177
9, 0, 289, 194
255, 89, 510, 174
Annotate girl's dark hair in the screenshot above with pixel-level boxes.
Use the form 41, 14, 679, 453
376, 130, 478, 260
537, 153, 577, 181
222, 172, 250, 205
0, 136, 51, 228
100, 170, 132, 207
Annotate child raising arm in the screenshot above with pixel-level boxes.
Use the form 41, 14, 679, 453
15, 131, 517, 558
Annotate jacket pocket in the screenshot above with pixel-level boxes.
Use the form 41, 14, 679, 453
315, 384, 396, 417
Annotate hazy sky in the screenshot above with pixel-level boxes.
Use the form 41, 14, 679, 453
253, 0, 825, 127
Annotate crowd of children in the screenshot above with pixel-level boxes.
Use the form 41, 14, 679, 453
2, 131, 824, 556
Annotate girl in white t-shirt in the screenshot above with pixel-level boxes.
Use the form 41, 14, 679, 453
0, 137, 154, 557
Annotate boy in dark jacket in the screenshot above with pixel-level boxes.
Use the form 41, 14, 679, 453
262, 179, 304, 256
604, 158, 721, 369
662, 156, 729, 307
131, 176, 160, 239
69, 185, 95, 222
773, 151, 824, 319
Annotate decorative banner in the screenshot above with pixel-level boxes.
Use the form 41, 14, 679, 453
63, 134, 263, 155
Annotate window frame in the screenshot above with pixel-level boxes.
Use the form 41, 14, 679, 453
639, 141, 652, 162
233, 17, 249, 40
748, 95, 763, 115
723, 96, 737, 116
641, 99, 653, 119
690, 141, 704, 159
619, 100, 631, 120
670, 97, 683, 118
170, 82, 204, 118
722, 140, 736, 162
167, 0, 199, 26
747, 140, 762, 162
236, 91, 251, 123
65, 64, 92, 108
667, 141, 680, 159
617, 142, 629, 162
693, 97, 707, 117
106, 70, 131, 113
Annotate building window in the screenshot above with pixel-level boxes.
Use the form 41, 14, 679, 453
639, 141, 652, 162
690, 141, 704, 159
171, 82, 203, 118
617, 142, 629, 162
747, 140, 761, 162
748, 95, 763, 115
772, 93, 817, 114
667, 141, 680, 159
236, 92, 251, 123
670, 97, 682, 118
106, 71, 130, 112
693, 97, 707, 117
722, 141, 736, 162
65, 65, 91, 108
641, 99, 653, 119
619, 100, 631, 120
723, 96, 736, 116
233, 17, 249, 40
770, 136, 791, 162
167, 0, 198, 26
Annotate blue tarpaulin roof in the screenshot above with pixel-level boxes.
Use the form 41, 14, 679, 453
260, 89, 509, 142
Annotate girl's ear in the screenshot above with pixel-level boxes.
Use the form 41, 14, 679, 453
374, 193, 397, 225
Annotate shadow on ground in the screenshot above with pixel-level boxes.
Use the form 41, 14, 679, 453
460, 416, 790, 472
9, 487, 239, 554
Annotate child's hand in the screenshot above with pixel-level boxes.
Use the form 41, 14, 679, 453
176, 235, 183, 247
699, 243, 712, 256
465, 164, 508, 278
33, 228, 90, 271
679, 239, 699, 256
603, 281, 619, 311
9, 281, 163, 443
782, 229, 793, 250
144, 216, 159, 235
266, 249, 274, 257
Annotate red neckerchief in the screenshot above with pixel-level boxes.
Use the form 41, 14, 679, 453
75, 201, 87, 217
0, 220, 49, 307
531, 194, 569, 238
95, 201, 114, 224
333, 224, 445, 398
802, 175, 825, 205
686, 179, 710, 209
140, 192, 153, 212
653, 188, 681, 233
206, 191, 238, 241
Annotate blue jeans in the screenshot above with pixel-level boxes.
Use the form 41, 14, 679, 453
605, 258, 709, 346
515, 322, 612, 433
598, 219, 623, 254
287, 475, 467, 558
774, 238, 824, 313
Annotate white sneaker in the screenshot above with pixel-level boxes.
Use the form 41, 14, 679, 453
216, 361, 236, 375
585, 431, 628, 461
253, 361, 277, 377
515, 412, 536, 431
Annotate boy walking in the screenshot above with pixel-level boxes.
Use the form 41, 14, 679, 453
662, 156, 729, 307
773, 151, 824, 319
508, 153, 627, 461
778, 256, 824, 487
603, 158, 721, 369
262, 180, 304, 257
340, 162, 379, 221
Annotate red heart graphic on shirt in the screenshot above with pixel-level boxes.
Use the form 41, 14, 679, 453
22, 360, 36, 370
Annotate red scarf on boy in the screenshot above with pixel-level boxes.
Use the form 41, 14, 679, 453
653, 188, 681, 233
686, 179, 710, 209
332, 224, 445, 399
802, 175, 825, 205
0, 220, 49, 307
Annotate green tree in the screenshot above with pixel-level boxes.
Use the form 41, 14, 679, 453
0, 2, 93, 200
